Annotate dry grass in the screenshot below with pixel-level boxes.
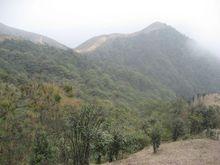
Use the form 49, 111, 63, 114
203, 93, 220, 107
104, 138, 220, 165
193, 93, 220, 107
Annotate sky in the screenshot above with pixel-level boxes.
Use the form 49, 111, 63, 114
0, 0, 220, 54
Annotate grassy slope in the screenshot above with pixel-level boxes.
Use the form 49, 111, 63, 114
105, 138, 220, 165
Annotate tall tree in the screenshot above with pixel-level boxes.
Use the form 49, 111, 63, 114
150, 126, 161, 153
66, 104, 105, 165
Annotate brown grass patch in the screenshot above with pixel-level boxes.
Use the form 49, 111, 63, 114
104, 138, 220, 165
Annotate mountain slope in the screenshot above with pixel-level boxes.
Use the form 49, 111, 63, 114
1, 22, 220, 108
105, 139, 220, 165
76, 22, 220, 98
0, 39, 174, 110
75, 22, 174, 53
0, 22, 68, 49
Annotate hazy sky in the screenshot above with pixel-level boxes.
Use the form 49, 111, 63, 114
0, 0, 219, 54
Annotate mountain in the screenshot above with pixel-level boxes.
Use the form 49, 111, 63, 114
75, 22, 220, 98
1, 22, 220, 165
0, 22, 68, 49
1, 22, 220, 108
0, 39, 173, 109
75, 22, 171, 53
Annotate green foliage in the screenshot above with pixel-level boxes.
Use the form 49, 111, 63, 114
150, 125, 161, 153
1, 38, 220, 164
123, 132, 149, 153
54, 94, 61, 103
107, 132, 125, 162
30, 131, 54, 165
189, 104, 219, 134
0, 81, 220, 164
141, 118, 162, 153
65, 104, 106, 165
92, 131, 112, 164
0, 40, 174, 110
0, 83, 27, 165
171, 118, 185, 141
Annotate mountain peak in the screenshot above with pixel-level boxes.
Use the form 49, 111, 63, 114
76, 22, 182, 53
141, 22, 168, 33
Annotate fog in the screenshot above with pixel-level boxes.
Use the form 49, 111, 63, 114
0, 0, 219, 55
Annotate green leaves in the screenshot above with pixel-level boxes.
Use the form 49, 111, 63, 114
30, 131, 54, 165
150, 125, 161, 153
189, 104, 220, 134
66, 104, 106, 165
171, 117, 185, 141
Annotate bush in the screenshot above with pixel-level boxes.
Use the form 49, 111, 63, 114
171, 118, 185, 141
150, 126, 161, 153
30, 131, 54, 165
189, 105, 219, 134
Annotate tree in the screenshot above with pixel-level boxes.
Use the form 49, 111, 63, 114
189, 113, 203, 134
30, 131, 54, 165
202, 106, 218, 130
107, 132, 125, 162
66, 104, 106, 165
93, 131, 112, 164
171, 118, 185, 141
141, 120, 151, 136
150, 126, 161, 153
189, 104, 219, 134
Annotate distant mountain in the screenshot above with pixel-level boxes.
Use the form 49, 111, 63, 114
0, 22, 68, 49
76, 22, 220, 98
75, 22, 172, 53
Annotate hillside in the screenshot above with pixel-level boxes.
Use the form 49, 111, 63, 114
1, 22, 220, 101
0, 39, 175, 111
1, 22, 220, 165
1, 22, 220, 107
104, 138, 220, 165
76, 22, 220, 98
0, 22, 67, 49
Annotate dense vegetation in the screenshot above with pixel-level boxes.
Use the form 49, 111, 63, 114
79, 23, 220, 98
1, 82, 220, 164
1, 23, 220, 164
0, 40, 175, 110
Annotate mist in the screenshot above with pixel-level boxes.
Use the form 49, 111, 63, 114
0, 0, 219, 55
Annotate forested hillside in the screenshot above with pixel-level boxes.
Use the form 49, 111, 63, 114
0, 39, 175, 109
77, 22, 220, 98
1, 22, 220, 164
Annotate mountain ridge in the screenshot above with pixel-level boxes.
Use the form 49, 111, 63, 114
75, 22, 179, 53
75, 22, 220, 98
0, 22, 68, 49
